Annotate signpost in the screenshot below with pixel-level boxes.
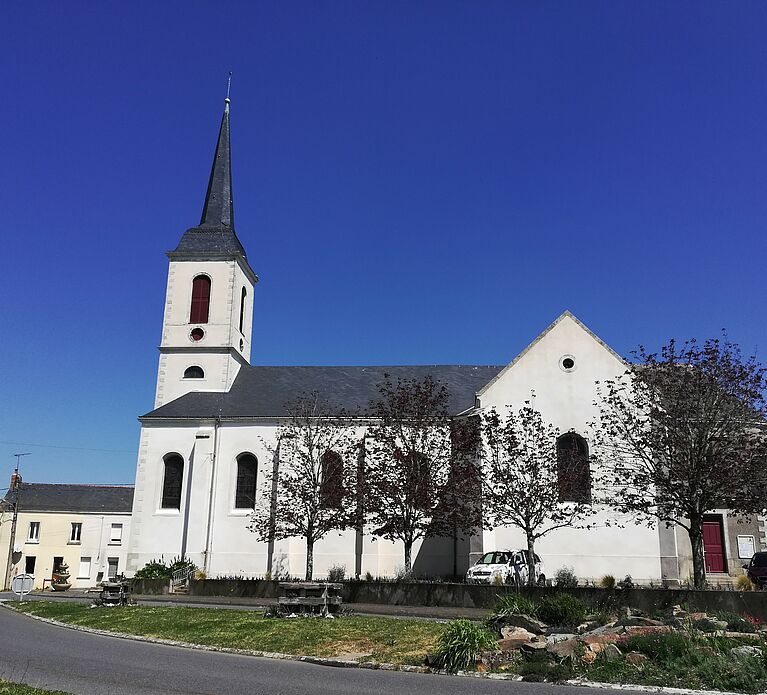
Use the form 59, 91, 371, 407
11, 573, 34, 602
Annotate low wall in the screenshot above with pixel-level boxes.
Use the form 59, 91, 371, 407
129, 578, 767, 621
343, 582, 767, 621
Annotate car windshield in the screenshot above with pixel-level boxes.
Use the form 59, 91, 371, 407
752, 553, 767, 568
478, 552, 509, 565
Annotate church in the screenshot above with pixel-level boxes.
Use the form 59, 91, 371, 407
125, 98, 765, 585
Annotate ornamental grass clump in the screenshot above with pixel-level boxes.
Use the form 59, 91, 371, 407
535, 593, 587, 628
493, 593, 536, 617
431, 619, 498, 673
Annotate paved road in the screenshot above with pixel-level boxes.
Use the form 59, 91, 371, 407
0, 607, 638, 695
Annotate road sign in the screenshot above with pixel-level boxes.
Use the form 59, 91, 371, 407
11, 573, 34, 600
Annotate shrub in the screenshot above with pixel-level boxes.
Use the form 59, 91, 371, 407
715, 611, 757, 633
493, 593, 536, 616
617, 575, 635, 590
621, 631, 692, 662
327, 564, 346, 582
600, 575, 616, 589
431, 619, 498, 673
554, 567, 578, 588
364, 571, 374, 582
394, 565, 412, 582
133, 558, 171, 579
735, 575, 755, 591
535, 593, 587, 627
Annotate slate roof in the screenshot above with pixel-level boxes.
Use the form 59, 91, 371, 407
169, 99, 249, 263
141, 365, 505, 420
3, 483, 134, 514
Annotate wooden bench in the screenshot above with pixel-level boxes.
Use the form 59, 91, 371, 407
277, 582, 343, 615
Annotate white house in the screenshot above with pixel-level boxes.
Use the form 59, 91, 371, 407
125, 98, 762, 584
2, 483, 133, 589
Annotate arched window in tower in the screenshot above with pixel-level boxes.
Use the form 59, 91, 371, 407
161, 454, 184, 509
189, 275, 211, 324
183, 366, 204, 379
556, 432, 591, 503
239, 287, 247, 334
234, 453, 258, 509
319, 450, 344, 509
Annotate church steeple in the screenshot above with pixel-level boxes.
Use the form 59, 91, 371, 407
199, 97, 234, 228
155, 89, 257, 408
169, 93, 251, 263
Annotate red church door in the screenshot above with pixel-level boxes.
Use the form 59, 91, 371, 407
703, 517, 726, 573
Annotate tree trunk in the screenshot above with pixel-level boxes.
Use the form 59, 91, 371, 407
404, 540, 412, 574
305, 537, 314, 581
687, 519, 706, 590
526, 532, 537, 587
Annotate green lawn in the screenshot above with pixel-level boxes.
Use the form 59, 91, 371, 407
0, 681, 71, 695
12, 602, 444, 665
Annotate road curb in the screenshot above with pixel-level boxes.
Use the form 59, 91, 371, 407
1, 602, 762, 695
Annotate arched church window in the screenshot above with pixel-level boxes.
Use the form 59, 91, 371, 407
556, 432, 591, 503
239, 287, 247, 334
161, 454, 184, 509
234, 453, 258, 509
190, 275, 211, 324
319, 450, 344, 509
183, 366, 204, 379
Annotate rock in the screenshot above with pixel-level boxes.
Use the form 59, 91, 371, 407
500, 626, 537, 648
581, 644, 602, 664
617, 616, 665, 627
731, 645, 763, 659
576, 621, 602, 634
497, 613, 548, 635
546, 633, 577, 644
520, 640, 548, 654
625, 651, 649, 666
547, 638, 578, 659
693, 618, 728, 633
623, 625, 671, 636
583, 633, 620, 645
602, 643, 622, 659
666, 605, 689, 620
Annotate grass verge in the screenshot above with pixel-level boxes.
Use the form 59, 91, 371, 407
0, 681, 71, 695
10, 602, 444, 666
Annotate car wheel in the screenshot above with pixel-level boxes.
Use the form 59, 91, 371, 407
537, 574, 546, 586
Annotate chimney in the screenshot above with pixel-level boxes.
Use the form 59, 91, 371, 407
10, 471, 22, 490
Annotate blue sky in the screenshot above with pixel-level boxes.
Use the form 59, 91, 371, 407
1, 1, 765, 486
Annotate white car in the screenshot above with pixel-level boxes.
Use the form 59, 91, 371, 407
466, 550, 546, 585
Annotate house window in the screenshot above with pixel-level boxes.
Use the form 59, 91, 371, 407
239, 287, 247, 334
556, 432, 592, 503
320, 450, 344, 509
189, 275, 211, 324
78, 557, 91, 579
69, 522, 82, 543
110, 523, 123, 545
161, 454, 184, 509
107, 557, 119, 579
25, 556, 36, 575
183, 366, 205, 379
234, 453, 257, 509
27, 522, 40, 542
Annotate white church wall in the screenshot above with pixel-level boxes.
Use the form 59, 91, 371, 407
476, 314, 664, 583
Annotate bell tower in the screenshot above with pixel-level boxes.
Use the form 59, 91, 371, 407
154, 96, 258, 407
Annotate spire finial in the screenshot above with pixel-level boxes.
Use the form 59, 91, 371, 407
225, 71, 232, 110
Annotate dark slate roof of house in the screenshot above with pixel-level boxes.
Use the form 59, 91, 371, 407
141, 365, 505, 420
3, 483, 134, 514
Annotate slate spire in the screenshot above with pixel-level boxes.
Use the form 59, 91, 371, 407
199, 97, 234, 228
170, 90, 250, 262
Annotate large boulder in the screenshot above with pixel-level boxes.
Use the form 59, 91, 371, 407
495, 613, 548, 635
546, 638, 579, 659
731, 645, 763, 659
499, 626, 537, 649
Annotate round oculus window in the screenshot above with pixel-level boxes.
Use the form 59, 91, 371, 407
190, 327, 205, 342
560, 355, 576, 372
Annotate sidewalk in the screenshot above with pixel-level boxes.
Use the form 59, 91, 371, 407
0, 589, 490, 621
